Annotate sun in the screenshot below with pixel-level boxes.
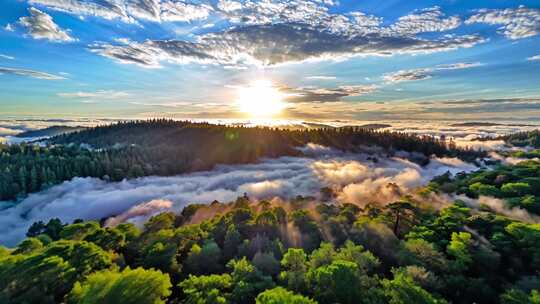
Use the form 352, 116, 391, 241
236, 80, 286, 117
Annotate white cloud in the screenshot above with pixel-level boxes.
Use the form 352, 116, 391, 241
466, 6, 540, 40
18, 7, 76, 42
283, 84, 378, 102
528, 54, 540, 61
4, 23, 14, 32
160, 1, 213, 22
0, 66, 66, 80
28, 0, 212, 23
217, 0, 242, 13
305, 76, 337, 80
0, 54, 15, 60
92, 24, 486, 68
390, 6, 461, 35
383, 62, 482, 83
57, 90, 130, 100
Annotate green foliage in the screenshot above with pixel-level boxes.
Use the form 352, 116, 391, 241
9, 158, 540, 304
185, 240, 223, 275
228, 257, 275, 303
179, 274, 232, 304
308, 260, 363, 304
280, 248, 308, 293
382, 270, 443, 304
0, 240, 112, 303
68, 267, 172, 304
256, 287, 317, 304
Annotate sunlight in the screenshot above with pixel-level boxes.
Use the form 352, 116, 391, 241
236, 80, 286, 117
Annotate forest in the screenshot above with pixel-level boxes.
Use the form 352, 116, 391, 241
0, 120, 485, 201
2, 160, 540, 303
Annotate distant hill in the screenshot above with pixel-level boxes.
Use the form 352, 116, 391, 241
450, 122, 535, 127
357, 123, 392, 129
15, 126, 87, 138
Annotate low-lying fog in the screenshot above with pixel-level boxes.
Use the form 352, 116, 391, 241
0, 144, 477, 246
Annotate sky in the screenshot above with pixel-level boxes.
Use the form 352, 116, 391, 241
1, 0, 540, 122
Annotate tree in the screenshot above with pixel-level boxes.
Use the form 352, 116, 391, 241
386, 201, 417, 238
308, 260, 363, 304
185, 240, 223, 275
446, 232, 473, 272
13, 237, 43, 255
502, 182, 532, 197
228, 258, 275, 304
179, 274, 232, 304
382, 270, 443, 304
252, 251, 280, 277
280, 248, 308, 293
256, 287, 317, 304
68, 267, 172, 304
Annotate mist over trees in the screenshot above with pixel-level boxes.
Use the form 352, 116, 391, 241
0, 120, 485, 201
2, 161, 540, 303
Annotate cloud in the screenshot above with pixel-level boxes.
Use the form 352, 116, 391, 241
305, 76, 337, 80
0, 54, 15, 60
390, 6, 461, 35
92, 23, 486, 68
466, 6, 540, 40
18, 7, 75, 42
383, 69, 432, 83
528, 54, 540, 61
283, 84, 378, 102
0, 145, 478, 246
383, 62, 482, 83
57, 90, 130, 101
217, 0, 242, 13
105, 199, 173, 226
28, 0, 212, 23
459, 195, 540, 223
4, 23, 14, 32
0, 66, 66, 80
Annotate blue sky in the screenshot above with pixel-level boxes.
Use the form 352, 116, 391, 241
1, 0, 540, 122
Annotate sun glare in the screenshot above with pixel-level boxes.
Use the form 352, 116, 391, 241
236, 80, 286, 117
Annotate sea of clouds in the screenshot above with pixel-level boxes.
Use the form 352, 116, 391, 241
0, 144, 477, 246
1, 118, 539, 246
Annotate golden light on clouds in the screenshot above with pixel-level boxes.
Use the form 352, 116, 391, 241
236, 80, 287, 118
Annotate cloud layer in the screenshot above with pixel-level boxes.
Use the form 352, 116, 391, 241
0, 145, 477, 246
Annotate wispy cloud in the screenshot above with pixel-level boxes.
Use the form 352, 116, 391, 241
0, 54, 15, 60
528, 54, 540, 61
57, 90, 130, 101
0, 66, 66, 80
383, 62, 483, 83
283, 84, 378, 103
305, 76, 337, 80
18, 7, 76, 42
466, 6, 540, 40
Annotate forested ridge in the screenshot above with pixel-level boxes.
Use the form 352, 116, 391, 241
2, 161, 540, 303
500, 130, 540, 148
0, 120, 485, 201
429, 160, 540, 215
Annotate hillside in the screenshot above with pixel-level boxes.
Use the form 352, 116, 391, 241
15, 126, 87, 138
0, 120, 485, 201
2, 161, 540, 303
